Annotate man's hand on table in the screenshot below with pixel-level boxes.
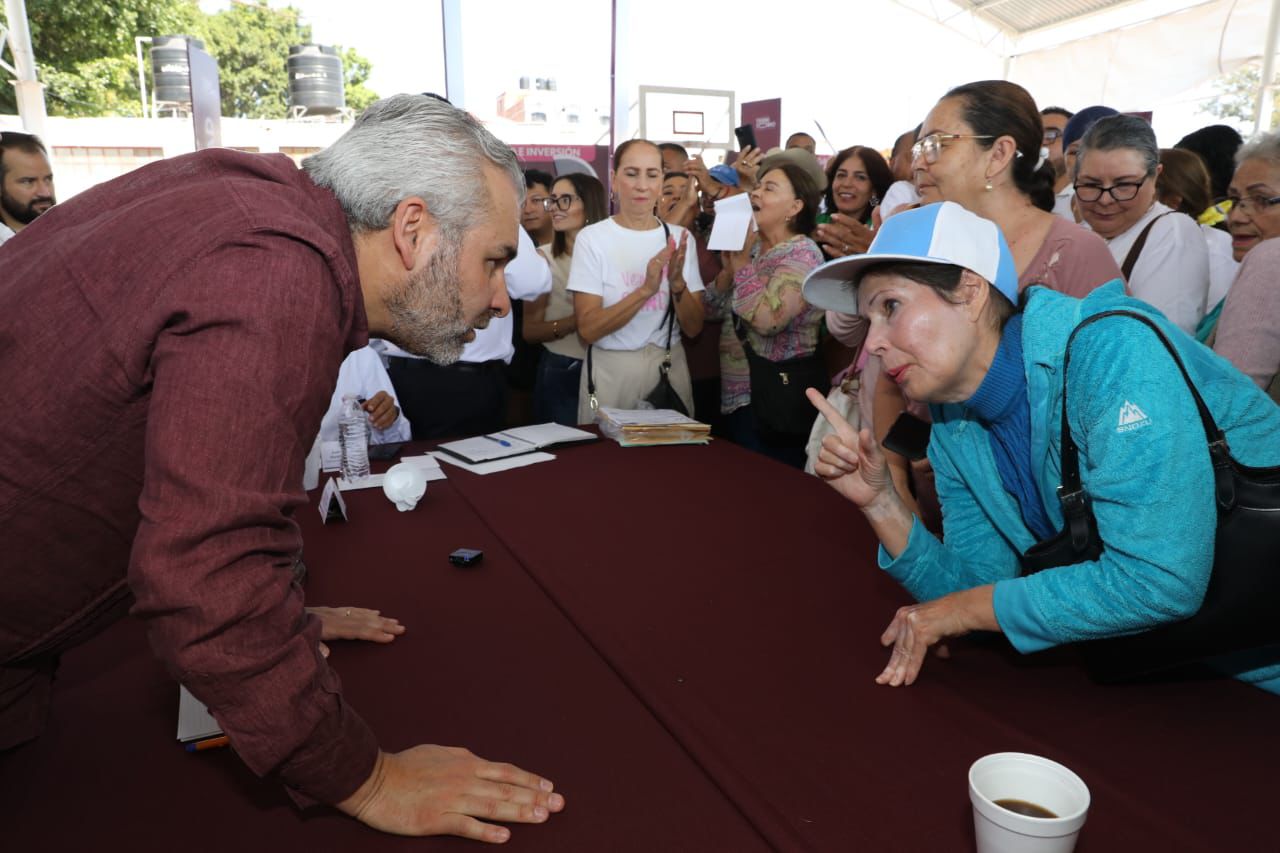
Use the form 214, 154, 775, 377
307, 606, 405, 643
337, 746, 566, 842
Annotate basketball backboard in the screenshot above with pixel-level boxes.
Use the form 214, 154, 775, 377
639, 85, 735, 149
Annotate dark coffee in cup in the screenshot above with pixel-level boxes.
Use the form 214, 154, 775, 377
994, 798, 1058, 819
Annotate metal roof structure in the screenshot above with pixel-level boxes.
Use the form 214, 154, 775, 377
953, 0, 1146, 35
892, 0, 1212, 50
893, 0, 1280, 132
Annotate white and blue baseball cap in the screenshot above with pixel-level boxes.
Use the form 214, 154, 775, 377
802, 201, 1018, 315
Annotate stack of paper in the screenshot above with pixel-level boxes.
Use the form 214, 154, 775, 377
596, 408, 712, 447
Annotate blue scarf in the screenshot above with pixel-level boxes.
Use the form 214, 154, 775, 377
963, 314, 1055, 541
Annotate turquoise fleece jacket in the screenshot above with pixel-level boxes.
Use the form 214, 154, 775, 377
878, 281, 1280, 692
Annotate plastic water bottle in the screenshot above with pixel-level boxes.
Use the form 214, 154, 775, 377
338, 394, 370, 480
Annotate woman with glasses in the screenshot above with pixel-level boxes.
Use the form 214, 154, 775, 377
1040, 107, 1074, 218
912, 81, 1122, 298
1057, 106, 1119, 223
522, 173, 607, 425
569, 140, 704, 422
1074, 114, 1210, 335
1212, 131, 1280, 400
802, 201, 1280, 691
853, 81, 1122, 530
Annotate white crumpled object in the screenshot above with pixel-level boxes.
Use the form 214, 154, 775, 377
381, 463, 428, 511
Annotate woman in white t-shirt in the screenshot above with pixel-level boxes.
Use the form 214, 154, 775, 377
569, 139, 705, 422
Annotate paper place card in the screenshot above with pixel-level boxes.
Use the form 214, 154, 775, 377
318, 476, 348, 523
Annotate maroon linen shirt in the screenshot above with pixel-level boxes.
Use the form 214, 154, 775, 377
0, 149, 378, 804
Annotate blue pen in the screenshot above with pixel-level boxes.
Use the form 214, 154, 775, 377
482, 434, 512, 448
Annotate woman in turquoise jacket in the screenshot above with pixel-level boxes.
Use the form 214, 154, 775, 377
800, 201, 1280, 691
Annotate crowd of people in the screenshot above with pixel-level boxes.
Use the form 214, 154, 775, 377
2, 77, 1279, 844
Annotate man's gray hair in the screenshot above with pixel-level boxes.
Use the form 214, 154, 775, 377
304, 94, 524, 237
1236, 130, 1280, 167
1074, 114, 1159, 179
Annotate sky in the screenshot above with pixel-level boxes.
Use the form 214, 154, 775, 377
196, 0, 1258, 154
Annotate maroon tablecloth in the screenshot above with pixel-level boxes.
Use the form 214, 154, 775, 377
0, 461, 770, 852
441, 437, 1279, 852
3, 437, 1276, 852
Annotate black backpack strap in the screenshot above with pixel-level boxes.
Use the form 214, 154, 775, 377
1060, 310, 1233, 513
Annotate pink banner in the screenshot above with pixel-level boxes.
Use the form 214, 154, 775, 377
510, 144, 599, 161
740, 98, 781, 152
511, 144, 610, 184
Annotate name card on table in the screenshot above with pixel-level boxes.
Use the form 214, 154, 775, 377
318, 476, 348, 524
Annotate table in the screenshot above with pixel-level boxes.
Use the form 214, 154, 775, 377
3, 437, 1276, 851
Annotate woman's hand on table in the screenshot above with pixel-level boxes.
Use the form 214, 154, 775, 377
815, 214, 875, 258
876, 586, 997, 686
362, 391, 399, 430
308, 606, 405, 643
338, 745, 566, 842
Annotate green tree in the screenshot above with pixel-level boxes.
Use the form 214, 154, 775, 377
1, 0, 201, 116
1, 0, 379, 119
192, 2, 311, 119
339, 45, 378, 114
1203, 64, 1279, 129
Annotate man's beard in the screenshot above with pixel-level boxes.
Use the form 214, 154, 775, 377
384, 239, 492, 365
0, 188, 52, 225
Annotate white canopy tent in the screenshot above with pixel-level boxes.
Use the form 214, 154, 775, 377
7, 0, 1278, 141
899, 0, 1280, 132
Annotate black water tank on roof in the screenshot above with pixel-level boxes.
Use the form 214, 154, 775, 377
288, 44, 345, 115
151, 35, 204, 105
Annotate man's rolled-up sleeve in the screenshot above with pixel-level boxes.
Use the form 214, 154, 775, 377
128, 237, 378, 805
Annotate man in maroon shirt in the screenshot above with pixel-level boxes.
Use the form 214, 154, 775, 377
0, 95, 564, 842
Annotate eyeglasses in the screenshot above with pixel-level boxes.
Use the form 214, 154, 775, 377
1073, 176, 1149, 203
542, 194, 580, 211
1043, 128, 1063, 144
911, 133, 995, 165
1226, 193, 1280, 214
